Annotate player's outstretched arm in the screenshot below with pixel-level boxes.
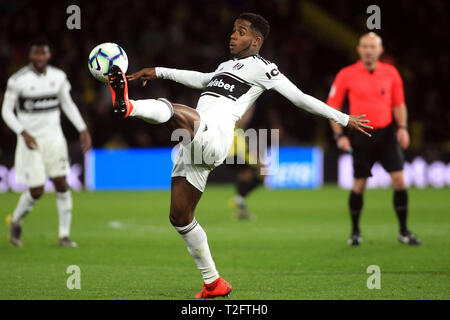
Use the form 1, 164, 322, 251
127, 67, 214, 90
271, 75, 372, 136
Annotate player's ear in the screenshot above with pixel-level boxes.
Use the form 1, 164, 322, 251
252, 35, 263, 48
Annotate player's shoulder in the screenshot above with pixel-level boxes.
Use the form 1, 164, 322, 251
379, 62, 401, 77
47, 65, 67, 78
250, 55, 278, 70
8, 65, 32, 82
333, 62, 360, 82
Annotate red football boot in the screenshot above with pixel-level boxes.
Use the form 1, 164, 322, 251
107, 65, 133, 118
195, 277, 232, 299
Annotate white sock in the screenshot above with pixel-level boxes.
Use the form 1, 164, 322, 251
56, 191, 73, 238
174, 218, 220, 284
11, 190, 37, 223
129, 98, 173, 124
235, 194, 245, 206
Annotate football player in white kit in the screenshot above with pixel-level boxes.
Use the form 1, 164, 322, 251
2, 38, 92, 247
108, 13, 372, 298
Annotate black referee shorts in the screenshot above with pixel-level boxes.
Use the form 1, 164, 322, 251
350, 123, 404, 178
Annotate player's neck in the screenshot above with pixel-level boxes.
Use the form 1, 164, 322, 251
233, 49, 259, 60
362, 60, 378, 72
30, 63, 47, 75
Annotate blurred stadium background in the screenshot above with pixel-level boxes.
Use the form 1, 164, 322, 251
0, 0, 449, 300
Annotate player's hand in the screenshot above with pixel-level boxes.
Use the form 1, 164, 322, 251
397, 127, 410, 150
336, 136, 352, 152
347, 114, 373, 137
126, 68, 156, 87
79, 130, 92, 155
21, 131, 38, 150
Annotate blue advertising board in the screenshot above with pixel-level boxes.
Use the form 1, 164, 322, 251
264, 146, 323, 189
84, 148, 174, 190
84, 146, 323, 190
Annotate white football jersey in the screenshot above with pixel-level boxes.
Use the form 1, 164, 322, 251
156, 55, 349, 126
1, 64, 86, 138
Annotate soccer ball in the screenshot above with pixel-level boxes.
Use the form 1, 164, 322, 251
88, 43, 128, 83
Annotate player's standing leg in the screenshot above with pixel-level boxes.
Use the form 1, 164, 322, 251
51, 176, 77, 247
107, 65, 231, 298
348, 177, 366, 246
6, 186, 43, 247
390, 170, 421, 245
170, 177, 232, 298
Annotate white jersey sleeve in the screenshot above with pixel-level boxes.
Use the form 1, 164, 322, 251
58, 75, 87, 132
1, 77, 24, 135
155, 66, 217, 90
254, 62, 349, 126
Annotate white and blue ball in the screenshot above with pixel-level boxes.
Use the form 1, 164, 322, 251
88, 42, 128, 82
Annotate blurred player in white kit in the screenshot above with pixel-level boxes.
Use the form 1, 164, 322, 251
1, 38, 92, 247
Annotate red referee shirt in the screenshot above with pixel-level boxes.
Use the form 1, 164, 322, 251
327, 60, 405, 129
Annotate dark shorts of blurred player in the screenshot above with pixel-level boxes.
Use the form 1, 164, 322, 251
226, 127, 264, 220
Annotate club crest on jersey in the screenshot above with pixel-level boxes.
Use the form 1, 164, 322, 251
233, 63, 244, 70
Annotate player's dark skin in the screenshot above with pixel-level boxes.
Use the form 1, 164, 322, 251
127, 19, 373, 227
24, 45, 92, 199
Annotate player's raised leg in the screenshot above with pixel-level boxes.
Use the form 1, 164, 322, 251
52, 176, 77, 247
107, 65, 199, 139
170, 177, 232, 299
6, 186, 43, 247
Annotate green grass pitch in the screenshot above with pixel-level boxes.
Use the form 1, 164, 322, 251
0, 185, 448, 300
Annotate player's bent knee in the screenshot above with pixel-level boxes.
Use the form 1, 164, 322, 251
352, 178, 367, 194
52, 177, 69, 192
169, 210, 194, 227
390, 171, 406, 190
29, 187, 44, 200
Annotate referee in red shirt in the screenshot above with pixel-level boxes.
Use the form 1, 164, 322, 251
327, 32, 421, 246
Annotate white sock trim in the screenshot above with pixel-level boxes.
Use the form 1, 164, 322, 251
174, 218, 198, 235
157, 98, 174, 118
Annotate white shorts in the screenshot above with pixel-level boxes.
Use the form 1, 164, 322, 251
172, 111, 235, 192
15, 133, 70, 188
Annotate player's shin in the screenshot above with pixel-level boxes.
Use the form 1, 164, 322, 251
349, 191, 363, 234
174, 218, 220, 284
11, 190, 37, 223
56, 191, 73, 238
394, 189, 408, 234
129, 98, 173, 124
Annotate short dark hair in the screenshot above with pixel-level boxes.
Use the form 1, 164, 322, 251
30, 37, 50, 49
238, 13, 270, 40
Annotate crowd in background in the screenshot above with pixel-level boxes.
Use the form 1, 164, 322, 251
1, 0, 448, 162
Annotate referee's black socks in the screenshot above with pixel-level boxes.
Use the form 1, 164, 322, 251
394, 189, 408, 235
349, 192, 363, 235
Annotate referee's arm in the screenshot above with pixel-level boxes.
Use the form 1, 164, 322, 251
393, 103, 410, 150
